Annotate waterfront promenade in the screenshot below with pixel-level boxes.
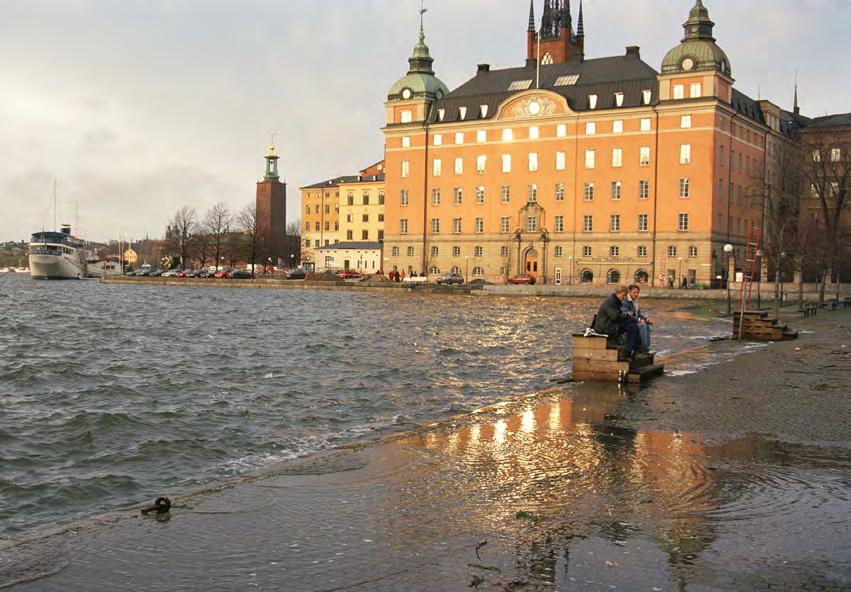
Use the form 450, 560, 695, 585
3, 308, 848, 591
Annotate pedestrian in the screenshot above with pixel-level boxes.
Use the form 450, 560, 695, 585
591, 285, 640, 358
622, 284, 653, 352
400, 270, 406, 281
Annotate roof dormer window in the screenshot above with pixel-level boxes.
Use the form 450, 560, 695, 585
459, 106, 467, 120
480, 104, 489, 118
614, 93, 624, 107
589, 94, 598, 109
642, 90, 652, 105
438, 108, 445, 122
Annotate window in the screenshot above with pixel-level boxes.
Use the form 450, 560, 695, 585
528, 152, 538, 171
472, 266, 484, 277
431, 245, 439, 257
362, 193, 370, 205
612, 148, 623, 168
679, 178, 690, 198
637, 245, 647, 257
689, 245, 698, 257
556, 151, 566, 171
452, 218, 462, 234
454, 157, 463, 175
314, 222, 319, 231
610, 246, 619, 257
400, 219, 408, 234
452, 246, 461, 256
433, 159, 442, 176
501, 185, 510, 203
638, 213, 648, 231
529, 126, 539, 139
555, 246, 563, 257
407, 246, 415, 256
613, 120, 624, 134
584, 182, 595, 201
432, 188, 441, 205
614, 93, 624, 107
401, 136, 411, 148
475, 218, 484, 233
586, 122, 596, 135
400, 110, 412, 123
639, 179, 649, 199
583, 245, 592, 257
476, 155, 486, 174
555, 183, 565, 201
429, 266, 440, 275
610, 214, 620, 232
392, 246, 400, 256
500, 217, 510, 233
325, 204, 330, 214
346, 230, 353, 240
589, 94, 598, 109
459, 107, 467, 120
455, 132, 464, 145
585, 150, 596, 169
378, 192, 385, 205
400, 189, 409, 206
678, 213, 689, 231
361, 230, 369, 240
812, 149, 821, 162
680, 144, 691, 164
668, 246, 677, 257
639, 146, 651, 166
453, 188, 463, 205
502, 154, 512, 173
431, 218, 440, 233
642, 90, 652, 105
378, 213, 384, 222
501, 246, 510, 257
477, 130, 487, 143
640, 117, 651, 131
476, 186, 485, 204
474, 246, 483, 257
557, 124, 567, 137
434, 133, 443, 146
681, 115, 692, 128
362, 213, 369, 221
831, 148, 842, 162
583, 215, 593, 232
527, 216, 538, 232
401, 160, 410, 177
673, 84, 684, 100
528, 184, 538, 202
611, 180, 622, 200
502, 129, 513, 142
690, 82, 702, 98
554, 215, 564, 232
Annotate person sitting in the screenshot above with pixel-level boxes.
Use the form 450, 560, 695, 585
592, 285, 640, 358
622, 284, 653, 352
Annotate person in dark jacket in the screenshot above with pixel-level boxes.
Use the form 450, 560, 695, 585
592, 286, 640, 357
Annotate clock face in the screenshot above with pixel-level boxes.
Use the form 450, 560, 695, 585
528, 100, 541, 115
401, 88, 412, 99
682, 57, 695, 71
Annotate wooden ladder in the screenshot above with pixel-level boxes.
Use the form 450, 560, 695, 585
737, 225, 763, 340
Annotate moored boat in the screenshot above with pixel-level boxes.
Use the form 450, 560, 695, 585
29, 225, 87, 280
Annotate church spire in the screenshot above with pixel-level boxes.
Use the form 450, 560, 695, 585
528, 0, 535, 33
408, 6, 435, 76
793, 70, 800, 115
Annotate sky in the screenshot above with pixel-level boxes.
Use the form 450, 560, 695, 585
1, 0, 849, 243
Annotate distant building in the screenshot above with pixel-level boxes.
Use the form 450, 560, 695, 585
256, 144, 288, 265
338, 173, 386, 243
315, 241, 383, 274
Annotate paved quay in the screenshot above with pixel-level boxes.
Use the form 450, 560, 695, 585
2, 309, 849, 591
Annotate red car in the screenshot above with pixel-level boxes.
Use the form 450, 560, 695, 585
213, 270, 231, 279
335, 270, 362, 279
508, 274, 536, 285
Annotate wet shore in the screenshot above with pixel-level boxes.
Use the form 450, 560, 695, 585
2, 309, 849, 591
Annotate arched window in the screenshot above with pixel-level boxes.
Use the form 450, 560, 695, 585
580, 269, 594, 283
451, 266, 462, 275
472, 266, 485, 277
634, 269, 649, 284
607, 269, 621, 284
429, 266, 440, 275
541, 52, 554, 65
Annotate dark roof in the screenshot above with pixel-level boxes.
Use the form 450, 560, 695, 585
339, 174, 385, 185
318, 241, 383, 251
806, 113, 851, 129
433, 55, 659, 123
730, 89, 766, 126
300, 175, 361, 190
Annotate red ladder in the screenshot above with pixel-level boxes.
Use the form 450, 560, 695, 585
737, 225, 762, 339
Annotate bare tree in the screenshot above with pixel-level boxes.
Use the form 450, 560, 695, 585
237, 203, 263, 278
165, 206, 197, 268
192, 231, 211, 268
204, 202, 231, 271
285, 221, 301, 269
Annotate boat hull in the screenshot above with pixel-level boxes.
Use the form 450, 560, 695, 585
29, 253, 86, 280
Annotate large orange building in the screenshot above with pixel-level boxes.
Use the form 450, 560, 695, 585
382, 1, 781, 287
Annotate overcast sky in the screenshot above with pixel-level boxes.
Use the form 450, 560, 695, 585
1, 0, 848, 243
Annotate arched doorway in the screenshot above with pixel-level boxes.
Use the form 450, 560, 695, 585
634, 269, 649, 284
607, 269, 621, 284
580, 269, 594, 283
524, 248, 539, 279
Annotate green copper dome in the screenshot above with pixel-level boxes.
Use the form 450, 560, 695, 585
388, 24, 449, 101
661, 1, 731, 76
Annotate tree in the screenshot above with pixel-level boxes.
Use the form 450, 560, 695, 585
192, 230, 211, 268
204, 202, 231, 271
165, 206, 197, 268
285, 221, 301, 269
237, 203, 264, 278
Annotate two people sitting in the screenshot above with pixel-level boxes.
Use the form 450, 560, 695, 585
591, 285, 653, 358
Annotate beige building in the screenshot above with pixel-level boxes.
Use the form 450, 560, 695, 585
338, 174, 386, 243
299, 177, 347, 268
315, 241, 383, 273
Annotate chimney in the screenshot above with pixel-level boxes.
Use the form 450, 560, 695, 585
625, 46, 640, 59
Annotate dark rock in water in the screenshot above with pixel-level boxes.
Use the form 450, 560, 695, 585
140, 497, 171, 515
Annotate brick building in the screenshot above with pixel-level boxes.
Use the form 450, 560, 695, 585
256, 144, 288, 266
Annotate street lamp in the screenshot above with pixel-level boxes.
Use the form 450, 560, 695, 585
779, 251, 786, 306
756, 250, 762, 309
290, 253, 295, 270
678, 257, 683, 289
723, 244, 734, 315
568, 256, 573, 285
465, 256, 469, 284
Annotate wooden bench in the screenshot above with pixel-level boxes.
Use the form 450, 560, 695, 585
799, 302, 818, 317
844, 297, 851, 309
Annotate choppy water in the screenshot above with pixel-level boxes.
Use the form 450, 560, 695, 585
0, 274, 727, 537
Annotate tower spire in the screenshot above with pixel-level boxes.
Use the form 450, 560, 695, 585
577, 0, 584, 38
793, 69, 800, 115
528, 0, 535, 33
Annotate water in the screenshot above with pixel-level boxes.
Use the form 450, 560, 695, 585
0, 274, 727, 538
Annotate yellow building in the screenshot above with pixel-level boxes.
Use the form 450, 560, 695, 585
338, 174, 386, 244
299, 177, 346, 267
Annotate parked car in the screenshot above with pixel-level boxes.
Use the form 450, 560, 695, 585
285, 269, 306, 280
213, 269, 231, 279
335, 269, 362, 279
230, 269, 253, 279
507, 274, 536, 285
436, 272, 464, 285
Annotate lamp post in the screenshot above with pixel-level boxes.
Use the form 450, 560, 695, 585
290, 253, 295, 270
465, 256, 469, 284
779, 251, 786, 306
756, 250, 762, 309
678, 257, 683, 289
723, 244, 734, 315
568, 256, 573, 285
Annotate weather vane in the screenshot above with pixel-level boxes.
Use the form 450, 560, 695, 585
420, 0, 427, 27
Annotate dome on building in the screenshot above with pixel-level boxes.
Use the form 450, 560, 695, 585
661, 0, 731, 76
387, 24, 449, 101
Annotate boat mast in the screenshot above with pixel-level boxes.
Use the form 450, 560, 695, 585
53, 180, 57, 232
